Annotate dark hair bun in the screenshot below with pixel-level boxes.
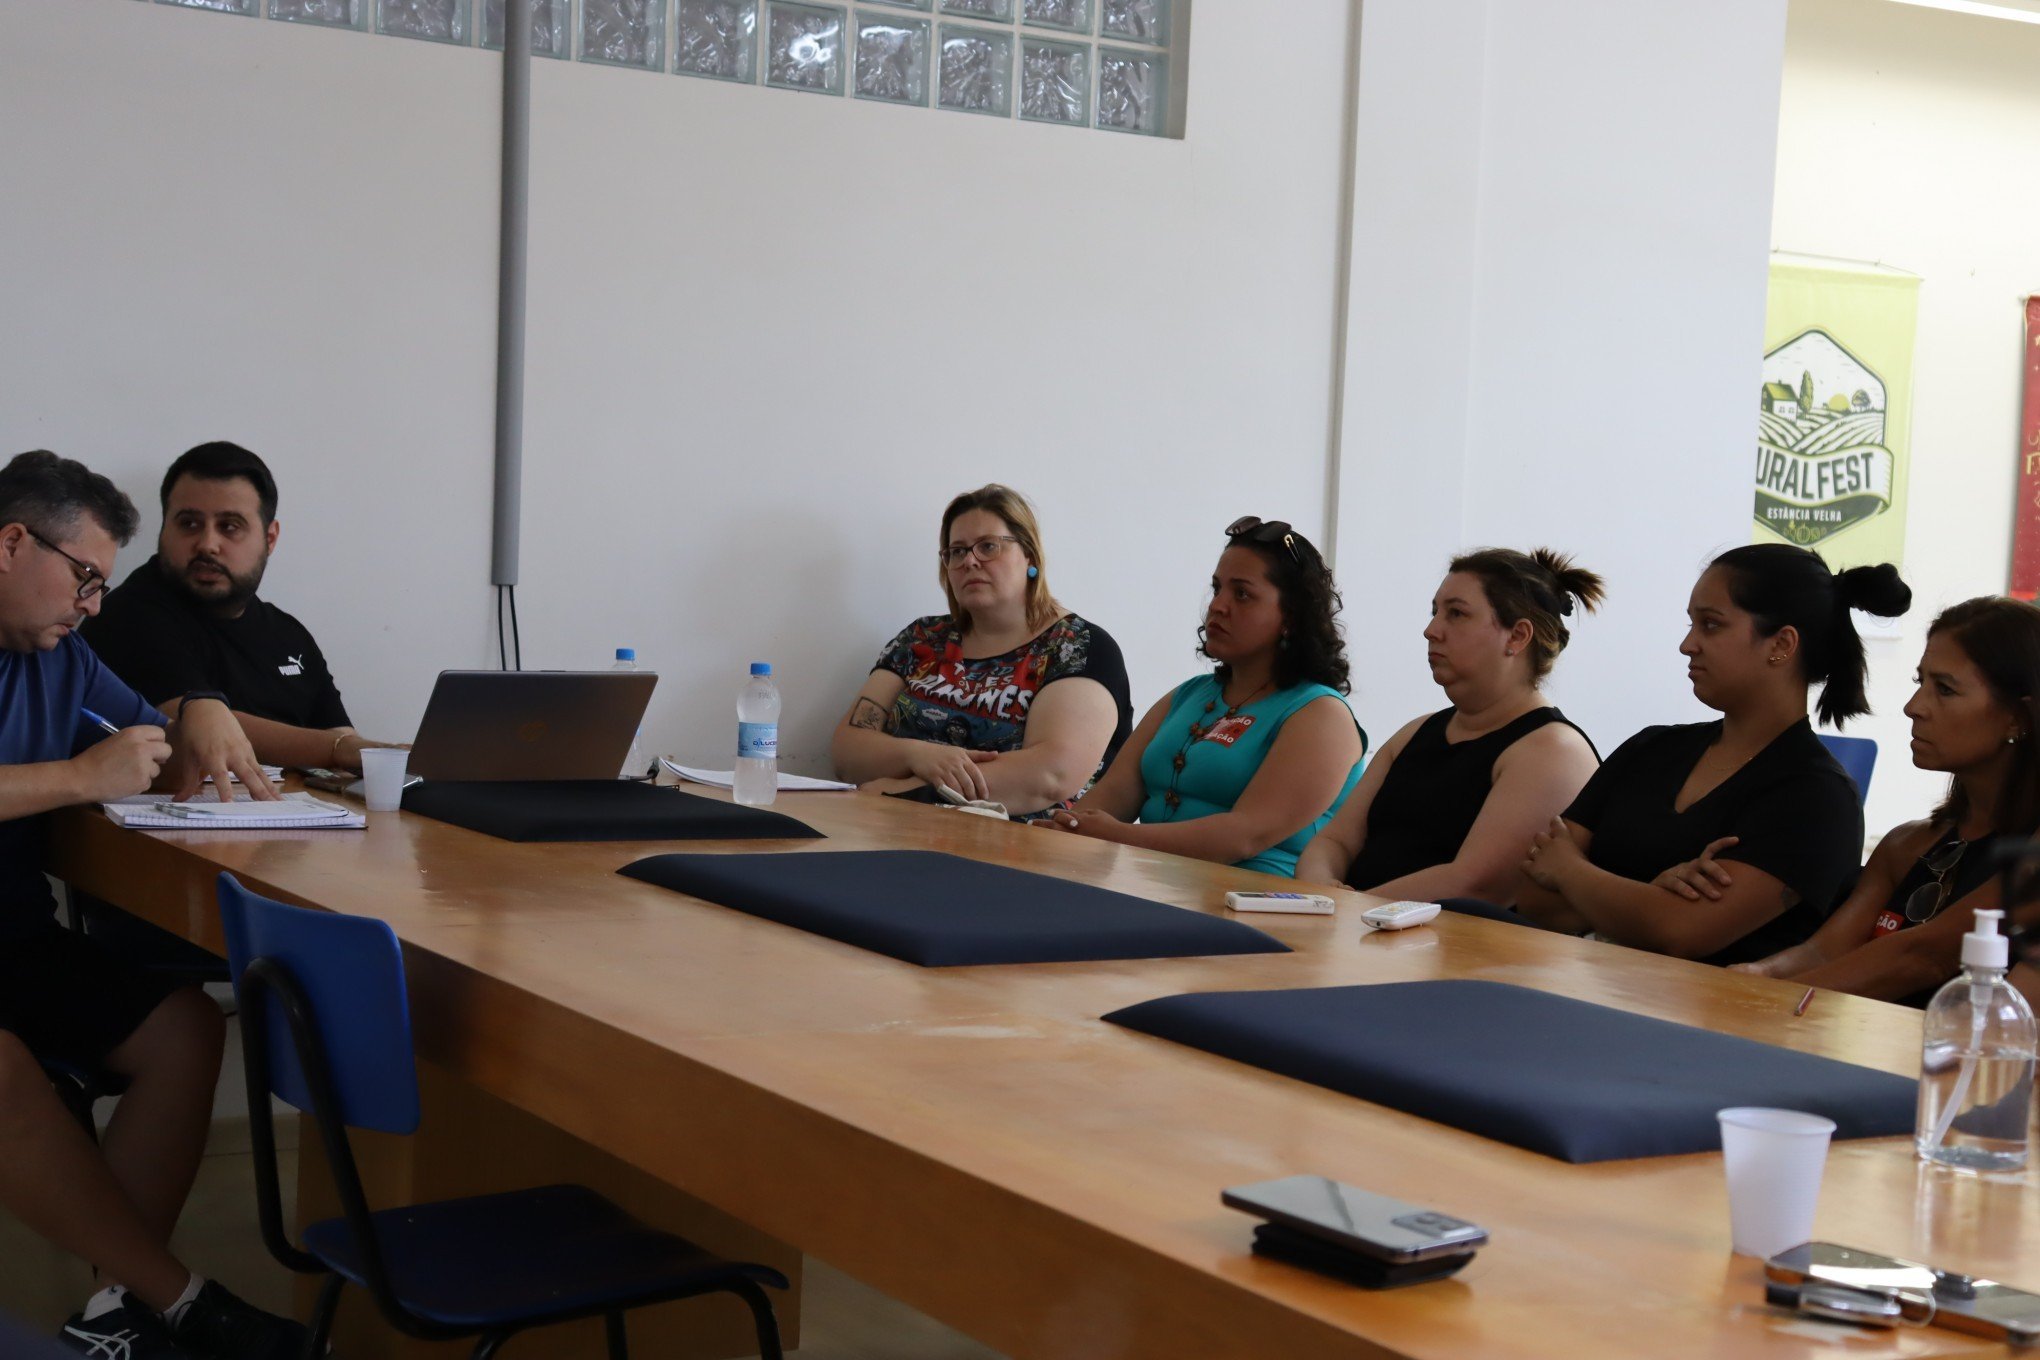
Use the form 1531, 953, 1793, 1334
1836, 562, 1911, 619
1529, 548, 1607, 617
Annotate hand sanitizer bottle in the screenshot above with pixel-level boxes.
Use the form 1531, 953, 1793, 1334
1916, 910, 2036, 1172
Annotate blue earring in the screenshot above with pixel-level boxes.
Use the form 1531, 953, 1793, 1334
1027, 565, 1039, 579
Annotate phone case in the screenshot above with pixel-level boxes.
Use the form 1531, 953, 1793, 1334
1251, 1223, 1474, 1290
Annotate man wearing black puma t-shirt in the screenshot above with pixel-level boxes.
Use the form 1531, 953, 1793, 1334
82, 442, 398, 773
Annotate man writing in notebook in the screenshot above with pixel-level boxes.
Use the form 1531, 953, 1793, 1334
82, 440, 401, 772
0, 449, 306, 1359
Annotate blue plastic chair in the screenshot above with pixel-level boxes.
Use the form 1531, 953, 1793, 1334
1817, 734, 1877, 808
215, 873, 787, 1360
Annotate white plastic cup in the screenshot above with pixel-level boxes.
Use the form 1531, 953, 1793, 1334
360, 748, 411, 813
1717, 1107, 1836, 1258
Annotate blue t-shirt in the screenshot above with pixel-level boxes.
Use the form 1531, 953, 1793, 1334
1136, 674, 1365, 877
0, 634, 163, 939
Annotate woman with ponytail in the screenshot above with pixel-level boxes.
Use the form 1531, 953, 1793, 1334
1715, 597, 2040, 1003
1516, 545, 1911, 964
1295, 548, 1604, 900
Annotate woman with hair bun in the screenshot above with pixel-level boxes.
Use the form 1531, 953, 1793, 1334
1717, 597, 2040, 1003
1041, 516, 1366, 875
1516, 544, 1911, 964
1294, 547, 1604, 900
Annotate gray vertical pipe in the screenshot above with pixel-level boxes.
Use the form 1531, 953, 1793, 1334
491, 0, 533, 585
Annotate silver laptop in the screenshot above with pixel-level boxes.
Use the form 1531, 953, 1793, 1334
406, 670, 657, 781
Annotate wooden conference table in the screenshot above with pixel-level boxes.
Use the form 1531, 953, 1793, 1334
48, 787, 2040, 1360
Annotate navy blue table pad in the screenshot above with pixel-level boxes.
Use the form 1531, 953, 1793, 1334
1103, 980, 1915, 1163
402, 781, 821, 843
618, 849, 1290, 967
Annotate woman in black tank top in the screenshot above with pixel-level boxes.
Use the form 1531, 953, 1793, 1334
1295, 548, 1603, 902
1716, 598, 2040, 1003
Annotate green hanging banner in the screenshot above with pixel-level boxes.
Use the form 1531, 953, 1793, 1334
1754, 258, 1920, 568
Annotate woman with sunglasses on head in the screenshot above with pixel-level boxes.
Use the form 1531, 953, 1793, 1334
1514, 545, 1911, 964
1039, 517, 1366, 875
830, 485, 1132, 816
1705, 597, 2040, 1004
1294, 549, 1604, 901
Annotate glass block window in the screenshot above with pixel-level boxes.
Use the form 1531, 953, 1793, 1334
582, 0, 663, 69
1099, 0, 1164, 45
1019, 0, 1087, 33
159, 0, 256, 16
855, 15, 930, 106
380, 0, 466, 42
482, 0, 570, 56
936, 24, 1010, 117
765, 2, 846, 94
1018, 35, 1085, 126
271, 0, 363, 29
1097, 43, 1165, 135
154, 0, 1187, 138
677, 0, 758, 81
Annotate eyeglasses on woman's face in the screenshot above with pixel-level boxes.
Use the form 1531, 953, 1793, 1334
940, 535, 1021, 569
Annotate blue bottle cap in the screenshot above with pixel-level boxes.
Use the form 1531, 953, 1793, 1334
750, 662, 772, 676
615, 647, 636, 661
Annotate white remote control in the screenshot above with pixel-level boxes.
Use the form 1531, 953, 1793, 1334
1360, 900, 1441, 930
1224, 891, 1336, 916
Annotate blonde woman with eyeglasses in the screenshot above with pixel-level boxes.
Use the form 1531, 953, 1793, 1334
830, 486, 1131, 816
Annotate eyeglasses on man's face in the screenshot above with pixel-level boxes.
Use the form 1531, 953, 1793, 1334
940, 535, 1021, 569
1225, 515, 1302, 566
27, 529, 110, 601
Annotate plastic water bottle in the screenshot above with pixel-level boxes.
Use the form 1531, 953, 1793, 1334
734, 662, 779, 806
613, 648, 649, 780
1915, 910, 2036, 1172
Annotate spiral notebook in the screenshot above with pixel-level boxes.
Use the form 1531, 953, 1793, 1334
102, 791, 366, 830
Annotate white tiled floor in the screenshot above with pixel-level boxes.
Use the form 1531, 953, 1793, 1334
2, 1015, 1002, 1360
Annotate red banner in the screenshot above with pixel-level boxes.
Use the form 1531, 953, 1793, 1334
2014, 299, 2040, 600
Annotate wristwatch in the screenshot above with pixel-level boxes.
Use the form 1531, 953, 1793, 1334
181, 690, 231, 711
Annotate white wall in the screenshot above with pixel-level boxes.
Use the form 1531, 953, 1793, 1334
3, 0, 1818, 780
1337, 0, 1790, 753
0, 0, 1354, 768
1773, 0, 2040, 834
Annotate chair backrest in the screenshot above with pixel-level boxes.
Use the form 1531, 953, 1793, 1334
1817, 734, 1877, 808
216, 873, 421, 1134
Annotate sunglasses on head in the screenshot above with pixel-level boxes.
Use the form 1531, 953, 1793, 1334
1225, 516, 1307, 566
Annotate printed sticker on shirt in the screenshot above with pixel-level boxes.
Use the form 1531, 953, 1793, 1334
278, 654, 304, 677
1202, 714, 1256, 746
1871, 909, 1905, 939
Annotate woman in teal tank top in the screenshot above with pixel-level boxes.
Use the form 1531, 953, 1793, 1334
1040, 517, 1367, 876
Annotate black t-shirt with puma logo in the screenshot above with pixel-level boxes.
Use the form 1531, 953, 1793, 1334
81, 554, 351, 731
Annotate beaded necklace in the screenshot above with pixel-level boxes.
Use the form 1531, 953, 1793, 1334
1159, 679, 1272, 816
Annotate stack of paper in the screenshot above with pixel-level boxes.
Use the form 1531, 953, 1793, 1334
102, 791, 366, 830
658, 759, 856, 793
207, 766, 286, 786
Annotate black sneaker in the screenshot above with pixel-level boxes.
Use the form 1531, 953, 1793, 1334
165, 1282, 307, 1360
58, 1297, 196, 1360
